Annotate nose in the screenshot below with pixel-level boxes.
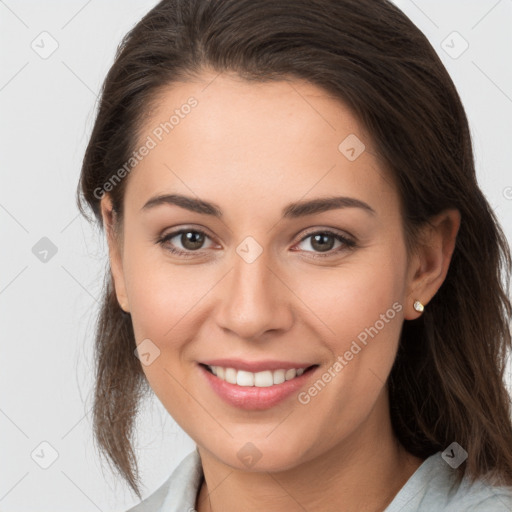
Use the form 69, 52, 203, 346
214, 249, 294, 341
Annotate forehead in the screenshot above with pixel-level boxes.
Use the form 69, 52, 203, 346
124, 72, 396, 217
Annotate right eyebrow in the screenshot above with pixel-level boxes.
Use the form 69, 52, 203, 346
141, 194, 223, 217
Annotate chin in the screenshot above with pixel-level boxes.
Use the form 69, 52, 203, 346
204, 434, 314, 473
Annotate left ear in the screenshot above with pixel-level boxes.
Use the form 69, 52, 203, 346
404, 209, 461, 320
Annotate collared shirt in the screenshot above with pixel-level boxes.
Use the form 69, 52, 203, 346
126, 449, 512, 511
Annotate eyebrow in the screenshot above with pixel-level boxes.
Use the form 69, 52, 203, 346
141, 193, 376, 218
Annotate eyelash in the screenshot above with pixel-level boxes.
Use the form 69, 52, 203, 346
156, 228, 357, 259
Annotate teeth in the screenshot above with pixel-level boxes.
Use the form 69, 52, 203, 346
225, 367, 237, 384
285, 369, 296, 380
273, 369, 285, 385
236, 370, 254, 386
207, 365, 309, 386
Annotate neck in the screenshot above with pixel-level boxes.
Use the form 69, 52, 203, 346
195, 394, 423, 512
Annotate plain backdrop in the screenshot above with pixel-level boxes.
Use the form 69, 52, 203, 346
1, 1, 511, 510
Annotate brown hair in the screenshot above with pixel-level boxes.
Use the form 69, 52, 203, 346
77, 0, 512, 498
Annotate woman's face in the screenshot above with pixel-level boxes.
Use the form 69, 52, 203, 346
103, 72, 419, 472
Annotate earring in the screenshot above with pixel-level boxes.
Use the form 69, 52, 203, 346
413, 300, 424, 313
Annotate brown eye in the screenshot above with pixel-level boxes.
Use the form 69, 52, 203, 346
310, 233, 335, 252
295, 230, 356, 257
157, 228, 215, 255
180, 231, 205, 250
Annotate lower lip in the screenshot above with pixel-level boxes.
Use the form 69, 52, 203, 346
199, 364, 318, 410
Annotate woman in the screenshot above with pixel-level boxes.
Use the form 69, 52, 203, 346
77, 0, 512, 510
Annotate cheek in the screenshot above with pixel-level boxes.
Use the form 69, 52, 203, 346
121, 231, 208, 340
129, 271, 195, 335
295, 251, 405, 348
290, 246, 406, 405
289, 265, 404, 441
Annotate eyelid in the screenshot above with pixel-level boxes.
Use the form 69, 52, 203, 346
295, 226, 355, 243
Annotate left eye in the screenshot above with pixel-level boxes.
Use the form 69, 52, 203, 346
295, 231, 355, 255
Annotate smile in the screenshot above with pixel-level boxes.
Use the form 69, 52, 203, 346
205, 365, 308, 387
199, 361, 319, 410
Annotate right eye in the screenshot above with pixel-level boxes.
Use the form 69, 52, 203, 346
157, 228, 216, 256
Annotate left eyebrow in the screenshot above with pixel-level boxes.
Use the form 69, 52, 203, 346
282, 196, 376, 218
140, 193, 376, 218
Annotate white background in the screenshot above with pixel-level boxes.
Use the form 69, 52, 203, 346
0, 1, 511, 510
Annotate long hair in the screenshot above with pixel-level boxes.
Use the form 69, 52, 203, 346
77, 0, 512, 498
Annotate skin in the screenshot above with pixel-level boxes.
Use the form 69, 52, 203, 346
101, 71, 460, 512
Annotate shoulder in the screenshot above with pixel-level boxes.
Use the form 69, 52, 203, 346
386, 451, 512, 512
125, 450, 203, 512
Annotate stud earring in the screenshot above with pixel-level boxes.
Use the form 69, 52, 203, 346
413, 300, 424, 313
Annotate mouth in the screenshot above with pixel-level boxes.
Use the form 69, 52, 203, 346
198, 361, 319, 410
201, 364, 317, 387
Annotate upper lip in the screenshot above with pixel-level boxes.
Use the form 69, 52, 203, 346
200, 359, 316, 372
